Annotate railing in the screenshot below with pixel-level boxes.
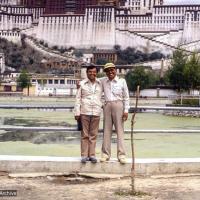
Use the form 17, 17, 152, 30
0, 105, 200, 111
0, 105, 199, 133
168, 95, 200, 106
0, 126, 200, 133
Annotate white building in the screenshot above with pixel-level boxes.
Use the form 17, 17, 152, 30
0, 0, 200, 55
0, 53, 5, 73
0, 0, 20, 5
33, 1, 200, 54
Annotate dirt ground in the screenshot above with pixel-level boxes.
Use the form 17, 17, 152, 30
0, 174, 200, 200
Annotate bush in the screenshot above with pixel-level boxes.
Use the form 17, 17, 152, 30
173, 98, 199, 106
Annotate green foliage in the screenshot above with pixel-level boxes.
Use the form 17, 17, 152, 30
97, 72, 106, 78
44, 43, 48, 48
17, 69, 31, 89
166, 50, 200, 92
52, 45, 58, 50
125, 66, 159, 91
96, 58, 108, 65
167, 50, 187, 91
114, 45, 165, 64
184, 53, 200, 91
39, 40, 44, 45
173, 98, 199, 106
73, 49, 83, 58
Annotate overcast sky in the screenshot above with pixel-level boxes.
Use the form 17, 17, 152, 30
164, 0, 200, 5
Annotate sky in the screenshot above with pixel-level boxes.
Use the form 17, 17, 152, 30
164, 0, 200, 5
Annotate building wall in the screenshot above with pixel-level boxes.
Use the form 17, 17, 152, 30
0, 0, 20, 5
0, 30, 21, 43
36, 4, 200, 52
37, 6, 115, 49
0, 9, 33, 30
75, 0, 98, 14
1, 5, 45, 23
1, 1, 200, 55
20, 0, 46, 7
45, 0, 66, 14
0, 53, 5, 73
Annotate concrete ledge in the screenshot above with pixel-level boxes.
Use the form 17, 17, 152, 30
0, 156, 200, 175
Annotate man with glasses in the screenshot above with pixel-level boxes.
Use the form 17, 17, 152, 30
100, 63, 130, 164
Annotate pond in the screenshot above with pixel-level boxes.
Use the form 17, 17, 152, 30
0, 109, 200, 158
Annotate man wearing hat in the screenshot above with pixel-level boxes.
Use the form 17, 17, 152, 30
100, 62, 130, 164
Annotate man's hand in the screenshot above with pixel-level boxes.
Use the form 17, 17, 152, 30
76, 80, 81, 89
75, 115, 80, 121
122, 112, 128, 121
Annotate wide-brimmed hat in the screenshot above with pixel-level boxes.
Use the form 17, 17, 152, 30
104, 63, 115, 72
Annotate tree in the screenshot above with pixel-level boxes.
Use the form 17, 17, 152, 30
17, 69, 32, 96
115, 46, 165, 65
184, 53, 200, 92
96, 58, 108, 65
125, 66, 158, 92
73, 49, 83, 58
167, 49, 187, 91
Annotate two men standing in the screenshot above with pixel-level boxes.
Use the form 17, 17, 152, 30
74, 63, 130, 164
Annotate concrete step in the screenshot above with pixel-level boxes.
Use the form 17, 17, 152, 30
0, 156, 200, 175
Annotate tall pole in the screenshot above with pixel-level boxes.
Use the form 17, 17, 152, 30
130, 85, 140, 193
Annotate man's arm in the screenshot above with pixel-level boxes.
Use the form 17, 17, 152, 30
122, 79, 130, 121
74, 86, 81, 120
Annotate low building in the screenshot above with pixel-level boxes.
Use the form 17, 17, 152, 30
91, 49, 118, 64
0, 72, 80, 96
30, 73, 79, 96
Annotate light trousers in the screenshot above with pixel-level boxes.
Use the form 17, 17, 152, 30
81, 115, 100, 157
102, 101, 126, 159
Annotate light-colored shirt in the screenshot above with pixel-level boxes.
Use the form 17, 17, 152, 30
101, 76, 130, 113
74, 78, 103, 116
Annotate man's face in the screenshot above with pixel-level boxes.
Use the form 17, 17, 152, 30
105, 67, 116, 80
87, 68, 97, 82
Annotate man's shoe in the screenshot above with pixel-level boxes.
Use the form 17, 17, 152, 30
81, 157, 88, 163
118, 157, 127, 164
89, 157, 97, 163
100, 155, 109, 162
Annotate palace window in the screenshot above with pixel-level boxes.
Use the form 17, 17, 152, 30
60, 80, 65, 84
48, 79, 53, 84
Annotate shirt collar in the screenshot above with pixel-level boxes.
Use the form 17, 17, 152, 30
106, 75, 119, 82
85, 78, 101, 84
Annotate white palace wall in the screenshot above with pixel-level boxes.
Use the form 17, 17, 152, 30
1, 5, 45, 23
0, 0, 20, 5
0, 12, 32, 30
35, 4, 200, 54
0, 2, 200, 54
37, 7, 115, 49
182, 10, 200, 43
115, 29, 173, 54
0, 30, 21, 43
153, 30, 184, 47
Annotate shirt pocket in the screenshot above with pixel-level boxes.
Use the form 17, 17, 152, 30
112, 85, 122, 95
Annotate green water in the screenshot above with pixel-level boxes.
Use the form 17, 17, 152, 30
0, 109, 200, 158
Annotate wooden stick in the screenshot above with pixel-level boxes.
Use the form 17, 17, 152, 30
130, 85, 140, 192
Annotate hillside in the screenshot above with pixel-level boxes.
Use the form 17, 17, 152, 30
0, 38, 44, 73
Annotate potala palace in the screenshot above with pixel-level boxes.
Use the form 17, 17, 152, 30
0, 0, 200, 55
